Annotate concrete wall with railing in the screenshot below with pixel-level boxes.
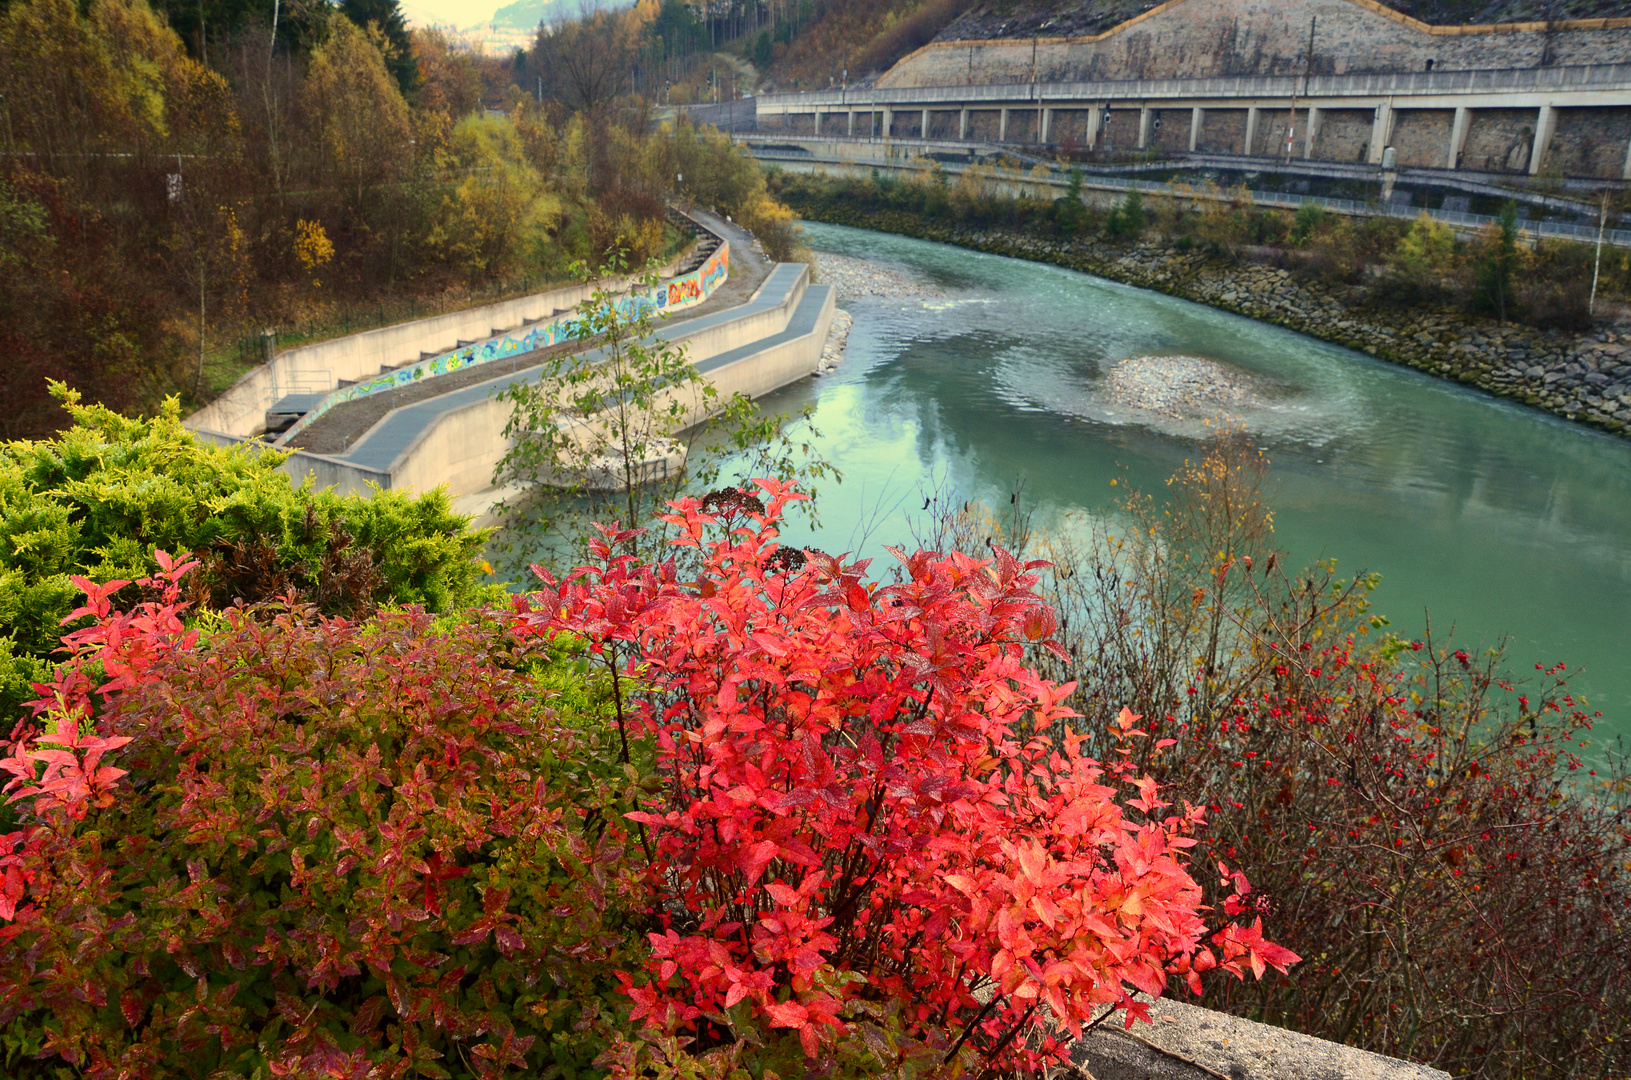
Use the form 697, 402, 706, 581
873, 0, 1631, 87
758, 59, 1631, 180
271, 244, 731, 447
378, 265, 822, 501
747, 139, 1631, 247
192, 262, 831, 512
186, 244, 701, 440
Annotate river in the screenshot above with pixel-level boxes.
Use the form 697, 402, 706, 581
750, 222, 1631, 746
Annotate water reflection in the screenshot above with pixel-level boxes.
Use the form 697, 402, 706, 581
753, 222, 1631, 737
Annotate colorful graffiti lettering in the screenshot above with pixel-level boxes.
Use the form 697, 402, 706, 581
667, 277, 702, 306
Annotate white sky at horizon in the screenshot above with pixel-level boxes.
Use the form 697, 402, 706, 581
400, 0, 505, 29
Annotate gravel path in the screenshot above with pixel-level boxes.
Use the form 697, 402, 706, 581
1101, 354, 1278, 420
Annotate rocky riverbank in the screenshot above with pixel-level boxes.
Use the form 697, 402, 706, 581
787, 204, 1631, 440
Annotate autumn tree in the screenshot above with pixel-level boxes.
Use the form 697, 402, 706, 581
339, 0, 419, 96
533, 8, 636, 114
301, 16, 412, 211
413, 26, 483, 119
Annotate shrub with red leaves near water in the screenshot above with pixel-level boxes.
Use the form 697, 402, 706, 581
516, 479, 1298, 1074
0, 552, 643, 1079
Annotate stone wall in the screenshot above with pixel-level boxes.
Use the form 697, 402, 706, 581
929, 109, 961, 137
1256, 108, 1310, 159
878, 0, 1631, 88
1391, 108, 1457, 167
1314, 107, 1376, 162
1007, 108, 1041, 143
1154, 107, 1194, 151
1197, 108, 1250, 153
1052, 108, 1095, 145
784, 197, 1631, 439
1545, 104, 1631, 177
1103, 108, 1143, 147
968, 108, 1002, 140
1461, 107, 1535, 171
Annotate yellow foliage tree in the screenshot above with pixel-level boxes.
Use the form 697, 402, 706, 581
301, 17, 412, 207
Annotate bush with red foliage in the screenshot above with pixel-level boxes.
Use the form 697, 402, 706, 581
0, 554, 638, 1079
917, 437, 1631, 1079
516, 480, 1297, 1074
0, 485, 1296, 1078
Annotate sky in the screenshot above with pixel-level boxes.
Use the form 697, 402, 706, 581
400, 0, 500, 28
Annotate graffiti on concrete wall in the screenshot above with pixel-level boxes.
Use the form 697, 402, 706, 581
275, 242, 731, 446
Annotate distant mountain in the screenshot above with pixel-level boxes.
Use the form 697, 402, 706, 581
489, 0, 633, 31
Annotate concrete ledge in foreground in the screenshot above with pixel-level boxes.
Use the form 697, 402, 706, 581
1070, 997, 1449, 1080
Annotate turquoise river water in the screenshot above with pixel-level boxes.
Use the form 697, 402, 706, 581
745, 223, 1631, 746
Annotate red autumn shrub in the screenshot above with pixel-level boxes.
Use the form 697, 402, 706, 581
924, 437, 1631, 1079
517, 480, 1297, 1074
0, 554, 639, 1079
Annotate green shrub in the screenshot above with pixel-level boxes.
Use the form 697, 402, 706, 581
0, 385, 493, 718
1291, 202, 1326, 245
1105, 186, 1145, 241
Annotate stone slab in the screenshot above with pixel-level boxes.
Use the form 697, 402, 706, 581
1071, 997, 1450, 1080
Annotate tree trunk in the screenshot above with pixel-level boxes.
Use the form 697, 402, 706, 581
194, 261, 207, 398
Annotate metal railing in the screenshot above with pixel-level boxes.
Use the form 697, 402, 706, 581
758, 61, 1631, 110
752, 148, 1631, 247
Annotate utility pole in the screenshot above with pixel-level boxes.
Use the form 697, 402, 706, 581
1286, 16, 1315, 163
1591, 189, 1609, 317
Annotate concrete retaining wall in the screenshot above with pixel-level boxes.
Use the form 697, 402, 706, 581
189, 429, 392, 498
229, 262, 830, 506
380, 266, 826, 500
880, 0, 1631, 87
272, 244, 731, 446
187, 246, 699, 440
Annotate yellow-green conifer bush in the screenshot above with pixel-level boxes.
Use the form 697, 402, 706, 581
0, 386, 494, 718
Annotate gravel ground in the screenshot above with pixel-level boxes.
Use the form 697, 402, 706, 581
813, 252, 946, 303
1101, 354, 1277, 420
814, 308, 852, 376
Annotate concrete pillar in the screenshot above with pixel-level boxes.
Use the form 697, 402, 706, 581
1304, 106, 1322, 159
1622, 134, 1631, 180
1245, 106, 1260, 156
1368, 100, 1393, 165
1138, 106, 1152, 149
999, 108, 1009, 142
922, 109, 930, 139
1529, 104, 1556, 175
882, 108, 892, 138
1087, 103, 1103, 148
1190, 106, 1203, 152
1447, 106, 1470, 170
959, 108, 969, 140
1042, 107, 1053, 143
847, 110, 855, 137
813, 112, 821, 137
